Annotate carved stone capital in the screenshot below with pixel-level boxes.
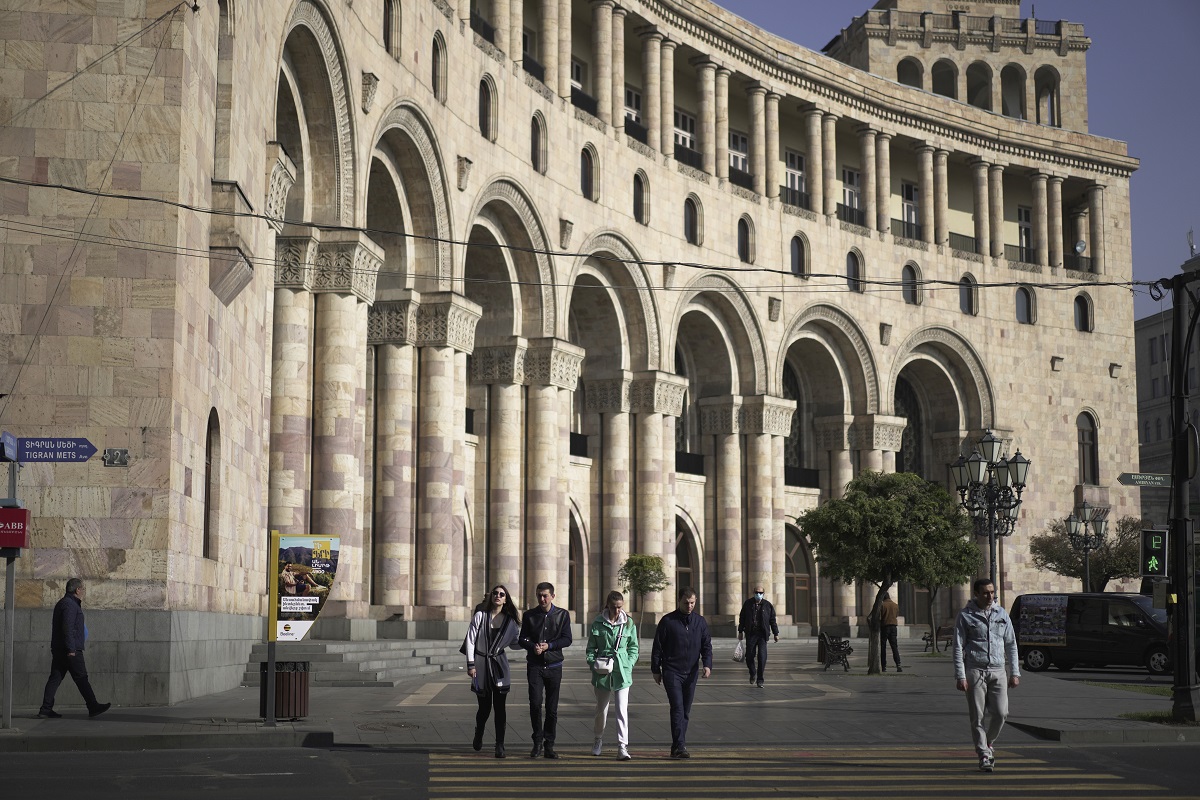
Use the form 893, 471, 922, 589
274, 227, 319, 291
853, 414, 907, 452
559, 218, 574, 250
367, 291, 421, 345
472, 340, 527, 385
414, 292, 482, 353
630, 371, 688, 416
813, 415, 853, 451
263, 144, 295, 233
699, 395, 742, 435
742, 395, 796, 437
361, 71, 379, 114
457, 155, 472, 191
311, 229, 383, 303
585, 375, 632, 413
526, 338, 585, 390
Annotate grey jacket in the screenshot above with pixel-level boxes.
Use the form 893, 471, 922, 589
952, 600, 1021, 681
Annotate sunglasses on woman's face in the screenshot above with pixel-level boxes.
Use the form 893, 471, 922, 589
491, 590, 506, 597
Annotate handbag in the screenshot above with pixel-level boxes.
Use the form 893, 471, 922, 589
733, 638, 746, 663
592, 618, 625, 675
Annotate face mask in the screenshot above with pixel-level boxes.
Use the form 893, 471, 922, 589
755, 593, 764, 601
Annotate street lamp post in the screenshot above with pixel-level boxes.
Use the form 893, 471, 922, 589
950, 430, 1031, 594
1065, 500, 1109, 592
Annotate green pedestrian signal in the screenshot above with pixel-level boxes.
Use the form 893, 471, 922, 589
1140, 529, 1168, 578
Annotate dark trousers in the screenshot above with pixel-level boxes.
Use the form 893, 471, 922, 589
40, 650, 101, 713
746, 634, 769, 682
527, 664, 563, 745
881, 625, 901, 669
661, 667, 699, 751
475, 688, 508, 743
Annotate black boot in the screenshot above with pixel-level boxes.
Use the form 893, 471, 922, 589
472, 725, 484, 752
495, 742, 506, 758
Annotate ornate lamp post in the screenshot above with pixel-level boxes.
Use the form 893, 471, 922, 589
1065, 499, 1108, 592
950, 430, 1031, 593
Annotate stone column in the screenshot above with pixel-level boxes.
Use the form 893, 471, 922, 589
641, 30, 662, 152
989, 163, 1005, 258
269, 230, 317, 538
715, 67, 730, 180
765, 92, 781, 200
1087, 184, 1105, 273
311, 231, 383, 619
743, 396, 795, 600
1048, 176, 1064, 267
558, 0, 572, 99
803, 107, 823, 215
611, 6, 626, 131
541, 0, 558, 95
368, 293, 420, 607
494, 0, 511, 56
859, 127, 877, 230
822, 112, 839, 217
934, 149, 950, 246
695, 59, 716, 175
589, 375, 632, 597
971, 159, 989, 256
815, 415, 852, 501
414, 293, 482, 614
511, 0, 523, 64
875, 132, 892, 233
771, 434, 786, 610
701, 396, 742, 616
748, 84, 767, 195
1071, 208, 1088, 258
660, 39, 676, 160
861, 414, 906, 477
1031, 171, 1049, 266
917, 144, 935, 244
591, 0, 613, 124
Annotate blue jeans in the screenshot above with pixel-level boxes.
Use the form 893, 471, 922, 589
527, 664, 563, 745
661, 667, 699, 751
746, 634, 769, 682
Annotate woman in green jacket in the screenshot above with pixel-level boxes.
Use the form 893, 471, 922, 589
585, 590, 639, 760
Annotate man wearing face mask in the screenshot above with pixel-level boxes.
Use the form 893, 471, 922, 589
737, 585, 779, 688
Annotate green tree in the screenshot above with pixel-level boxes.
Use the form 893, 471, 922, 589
1028, 515, 1144, 592
797, 471, 975, 673
910, 515, 983, 651
617, 553, 670, 620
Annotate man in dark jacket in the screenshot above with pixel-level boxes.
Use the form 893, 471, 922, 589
38, 578, 110, 718
737, 585, 779, 688
518, 581, 572, 758
651, 587, 712, 759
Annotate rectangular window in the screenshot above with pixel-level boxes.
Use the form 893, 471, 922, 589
624, 86, 642, 123
901, 182, 919, 225
570, 58, 586, 92
729, 131, 749, 172
1149, 337, 1158, 364
842, 168, 861, 210
674, 108, 696, 151
785, 150, 806, 193
1152, 376, 1159, 398
1144, 420, 1150, 443
1018, 206, 1033, 254
522, 28, 536, 57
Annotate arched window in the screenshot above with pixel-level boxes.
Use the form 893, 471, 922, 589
1001, 64, 1026, 119
675, 523, 698, 602
1077, 412, 1099, 485
790, 235, 807, 278
530, 113, 547, 173
633, 172, 648, 224
902, 263, 919, 305
897, 58, 922, 89
383, 0, 401, 59
478, 77, 495, 140
1016, 286, 1034, 324
959, 274, 978, 316
1035, 65, 1060, 127
684, 196, 701, 245
931, 59, 957, 99
737, 217, 754, 263
580, 146, 595, 200
431, 33, 447, 102
846, 251, 863, 293
1074, 294, 1093, 332
966, 62, 991, 110
203, 408, 221, 560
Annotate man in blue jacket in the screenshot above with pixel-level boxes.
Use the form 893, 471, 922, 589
519, 581, 572, 758
652, 587, 712, 759
952, 578, 1020, 773
38, 578, 110, 718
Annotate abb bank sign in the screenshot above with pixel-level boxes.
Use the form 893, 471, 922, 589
0, 508, 30, 548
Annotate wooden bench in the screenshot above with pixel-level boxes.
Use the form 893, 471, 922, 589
922, 624, 954, 652
819, 631, 853, 671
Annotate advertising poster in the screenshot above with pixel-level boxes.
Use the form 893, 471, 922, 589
268, 531, 339, 642
1015, 594, 1067, 646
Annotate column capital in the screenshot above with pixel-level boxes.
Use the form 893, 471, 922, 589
660, 37, 678, 52
765, 90, 782, 103
934, 148, 949, 162
1087, 182, 1106, 195
699, 395, 742, 435
857, 124, 878, 138
611, 4, 627, 18
471, 337, 528, 384
969, 156, 990, 170
741, 395, 796, 436
275, 226, 320, 291
1029, 170, 1049, 182
367, 290, 421, 345
813, 414, 853, 450
689, 55, 717, 70
913, 141, 935, 154
637, 26, 663, 42
988, 162, 1005, 176
630, 371, 688, 416
801, 104, 823, 119
850, 414, 907, 452
822, 110, 840, 122
585, 373, 632, 413
876, 130, 894, 142
715, 65, 732, 78
589, 0, 615, 8
413, 291, 482, 352
745, 83, 767, 98
526, 337, 585, 390
311, 229, 384, 303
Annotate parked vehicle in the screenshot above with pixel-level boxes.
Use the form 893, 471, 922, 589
1010, 593, 1169, 676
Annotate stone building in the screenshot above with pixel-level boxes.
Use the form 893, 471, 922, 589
0, 0, 1140, 705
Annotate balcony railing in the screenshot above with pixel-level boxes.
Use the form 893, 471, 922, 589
521, 54, 544, 83
675, 451, 705, 476
1064, 253, 1093, 272
570, 87, 598, 116
674, 145, 704, 170
1005, 243, 1035, 263
624, 117, 648, 144
729, 167, 755, 191
949, 232, 977, 253
780, 186, 810, 210
784, 466, 820, 489
469, 11, 495, 44
569, 431, 588, 458
892, 218, 922, 240
1035, 19, 1060, 35
837, 203, 866, 226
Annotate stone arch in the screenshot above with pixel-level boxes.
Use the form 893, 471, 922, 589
897, 56, 923, 89
279, 0, 356, 224
779, 303, 878, 415
888, 326, 994, 432
567, 230, 660, 372
673, 272, 767, 396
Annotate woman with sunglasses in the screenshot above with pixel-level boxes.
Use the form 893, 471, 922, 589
465, 585, 521, 757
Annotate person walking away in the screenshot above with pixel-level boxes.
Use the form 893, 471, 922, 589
465, 585, 521, 757
879, 591, 902, 672
952, 578, 1020, 773
518, 581, 572, 758
38, 578, 110, 719
651, 587, 712, 759
586, 590, 639, 760
737, 585, 779, 688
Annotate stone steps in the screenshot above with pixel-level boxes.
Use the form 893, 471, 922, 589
242, 640, 463, 687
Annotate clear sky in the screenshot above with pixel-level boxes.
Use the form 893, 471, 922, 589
715, 0, 1200, 321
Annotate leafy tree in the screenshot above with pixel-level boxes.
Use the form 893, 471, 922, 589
1028, 515, 1144, 592
797, 471, 975, 673
617, 553, 670, 619
910, 515, 983, 651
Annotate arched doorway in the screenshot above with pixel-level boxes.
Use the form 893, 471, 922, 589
568, 513, 584, 615
675, 518, 698, 600
785, 526, 813, 627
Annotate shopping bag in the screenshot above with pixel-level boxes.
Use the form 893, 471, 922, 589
733, 639, 746, 662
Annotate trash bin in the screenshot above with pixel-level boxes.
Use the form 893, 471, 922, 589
259, 660, 310, 719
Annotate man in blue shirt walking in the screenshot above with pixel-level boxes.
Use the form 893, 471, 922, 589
652, 587, 712, 758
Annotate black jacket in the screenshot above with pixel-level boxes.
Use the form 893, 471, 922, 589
651, 610, 712, 676
518, 605, 572, 666
51, 592, 86, 653
738, 598, 779, 638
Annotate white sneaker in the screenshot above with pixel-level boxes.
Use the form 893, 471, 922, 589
617, 745, 631, 761
591, 738, 603, 756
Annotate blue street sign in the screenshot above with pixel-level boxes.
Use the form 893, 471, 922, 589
17, 437, 97, 463
1, 431, 15, 462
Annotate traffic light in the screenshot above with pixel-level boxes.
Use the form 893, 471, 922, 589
1141, 529, 1168, 578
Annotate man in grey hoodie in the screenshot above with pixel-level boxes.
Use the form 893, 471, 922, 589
952, 578, 1020, 773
